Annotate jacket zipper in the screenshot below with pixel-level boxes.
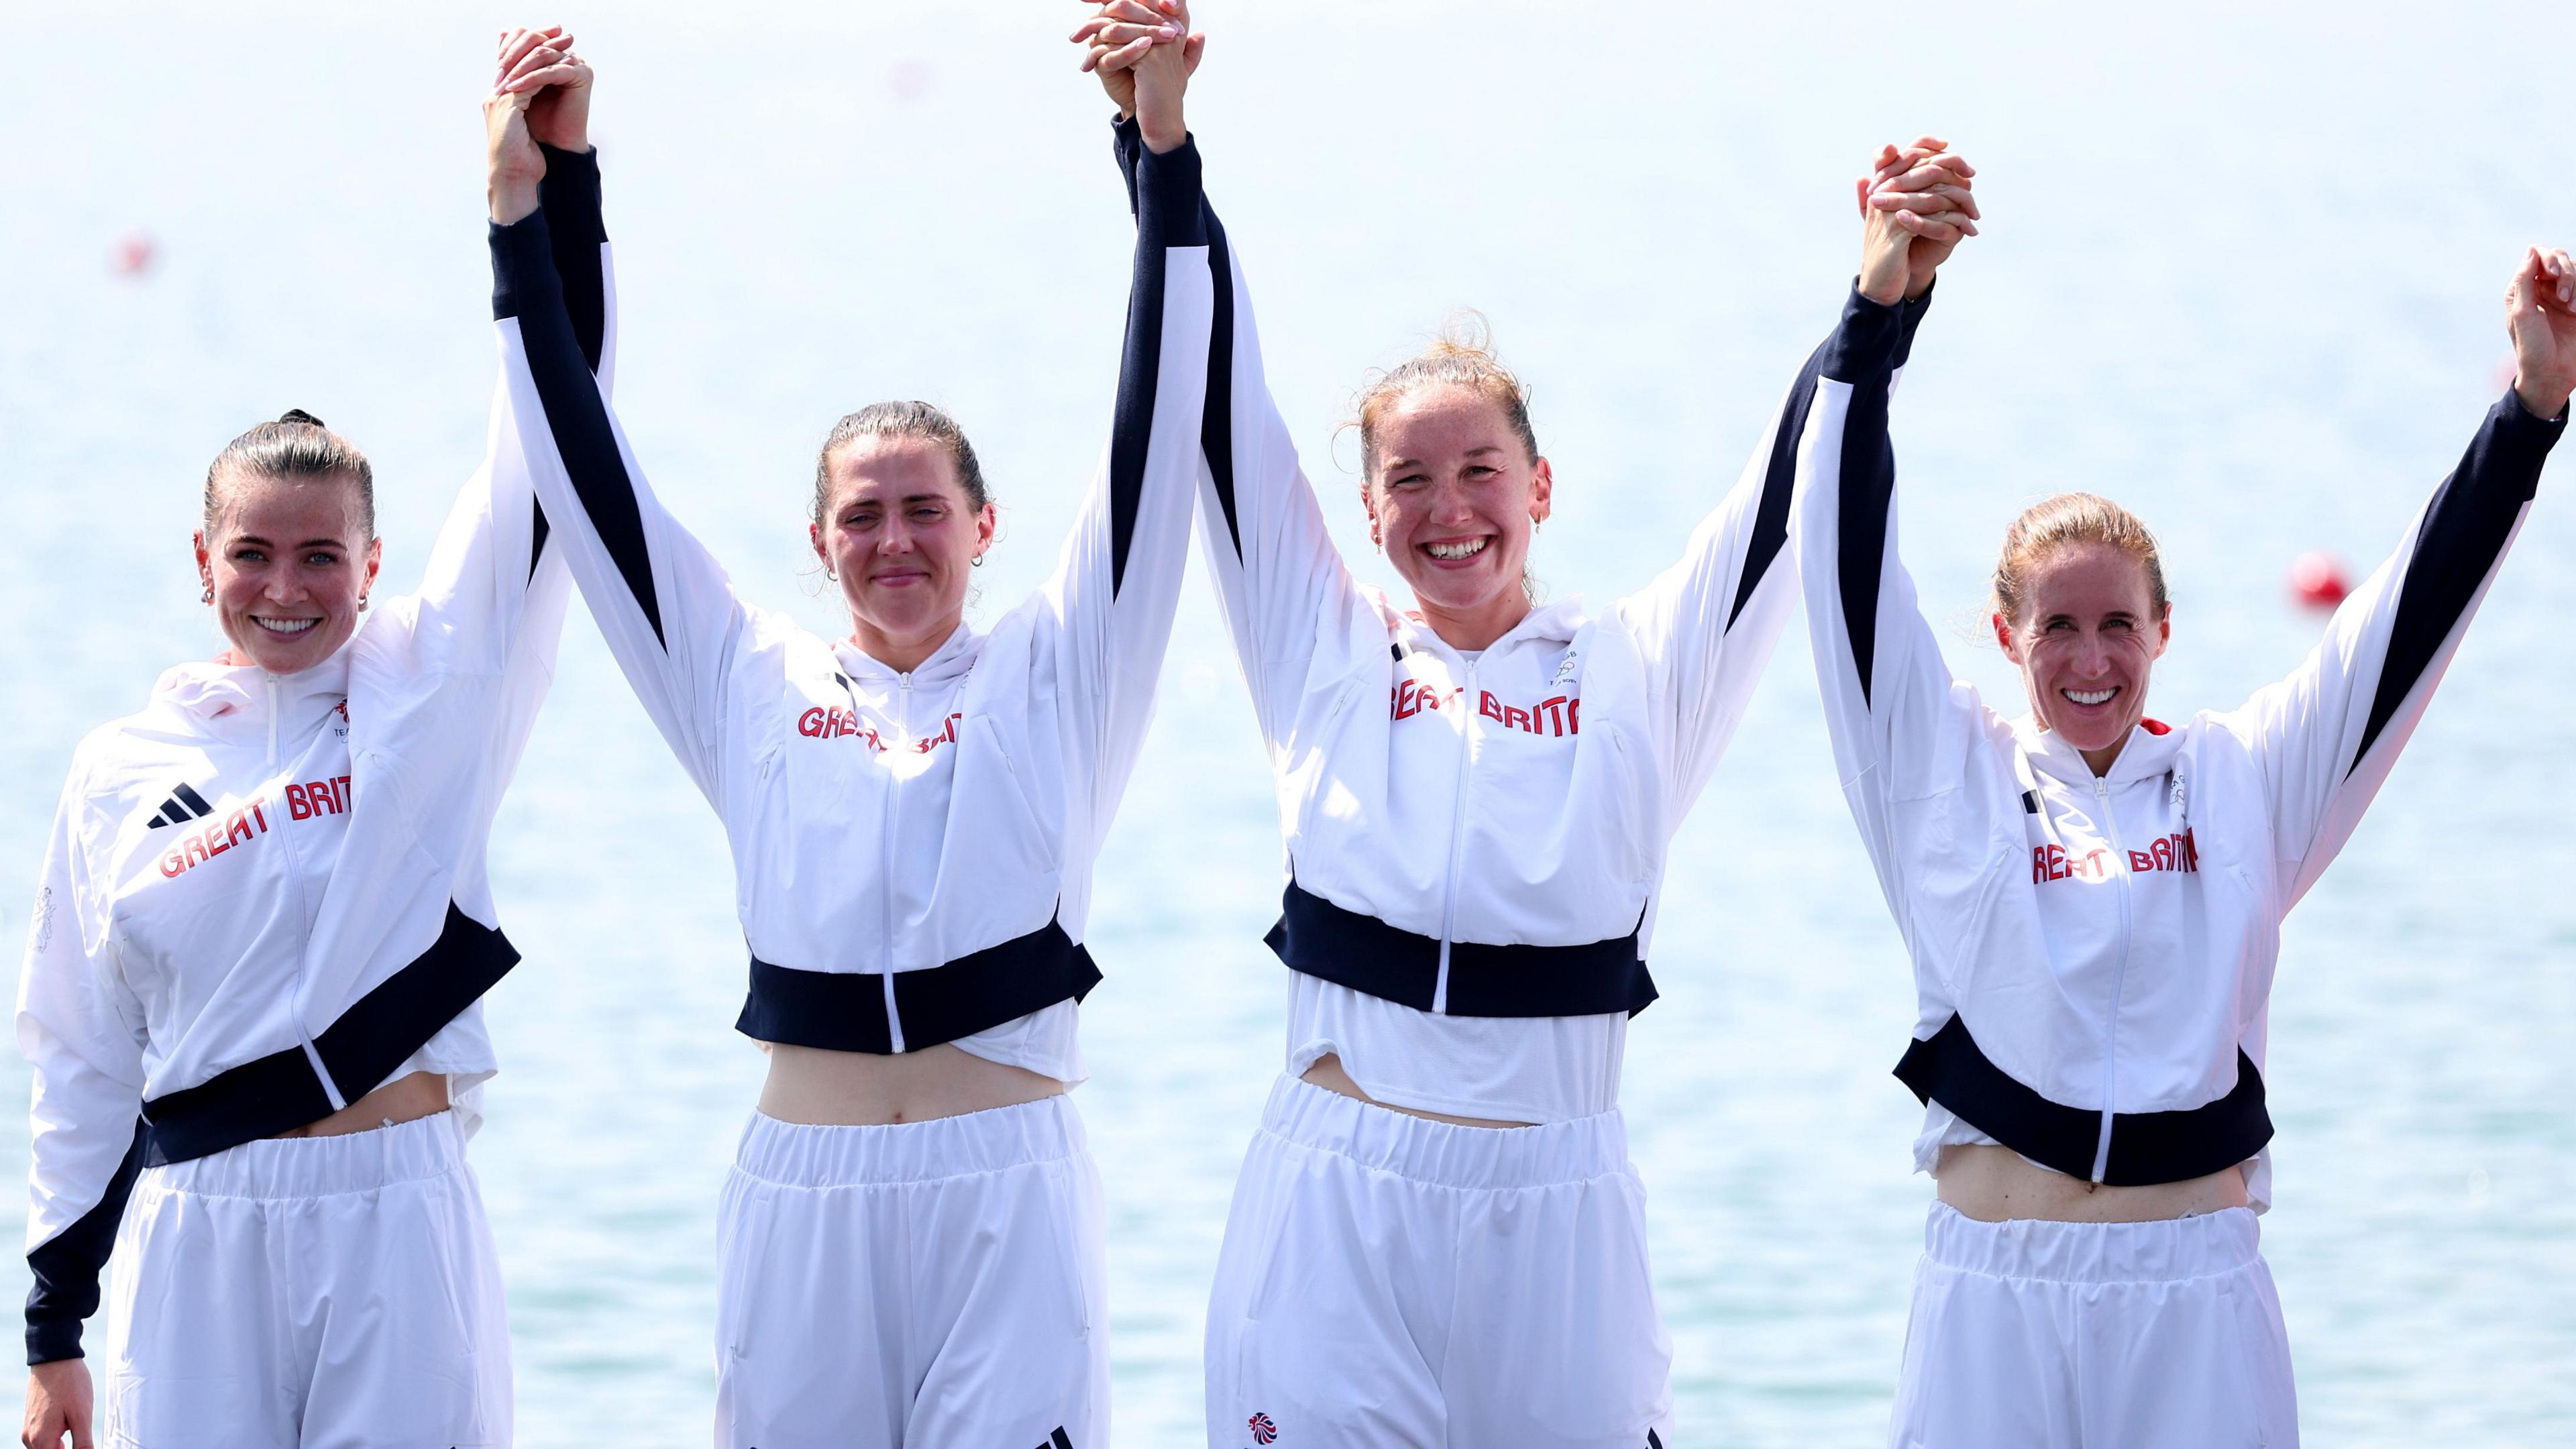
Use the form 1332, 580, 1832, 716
1430, 656, 1478, 1015
2088, 773, 2135, 1182
270, 676, 344, 1110
880, 673, 911, 1053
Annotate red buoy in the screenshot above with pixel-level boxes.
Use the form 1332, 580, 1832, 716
109, 232, 156, 278
2288, 550, 2347, 609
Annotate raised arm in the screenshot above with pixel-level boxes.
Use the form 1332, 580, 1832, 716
484, 50, 755, 807
1038, 9, 1217, 839
18, 773, 146, 1444
1791, 143, 1991, 932
391, 30, 611, 679
1082, 4, 1365, 752
2221, 246, 2572, 908
1613, 140, 1976, 814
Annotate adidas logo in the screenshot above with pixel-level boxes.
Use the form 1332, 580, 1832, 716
146, 783, 218, 830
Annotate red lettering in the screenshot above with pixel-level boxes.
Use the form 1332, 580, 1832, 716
160, 850, 184, 879
333, 776, 351, 812
183, 837, 209, 867
1479, 690, 1505, 723
2129, 850, 2153, 873
2182, 830, 2199, 870
1504, 706, 1532, 733
799, 707, 826, 737
286, 783, 311, 820
1567, 700, 1580, 735
252, 800, 268, 831
226, 813, 254, 848
2033, 845, 2048, 883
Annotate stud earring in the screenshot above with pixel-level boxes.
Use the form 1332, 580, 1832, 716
358, 595, 369, 612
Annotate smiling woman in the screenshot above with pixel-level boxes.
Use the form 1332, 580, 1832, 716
193, 411, 384, 676
1793, 173, 2575, 1440
15, 28, 612, 1449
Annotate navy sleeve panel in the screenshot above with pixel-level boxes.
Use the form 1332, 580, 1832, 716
1111, 113, 1144, 217
537, 144, 608, 374
1724, 350, 1827, 631
1201, 204, 1241, 559
1729, 286, 1929, 633
1104, 125, 1209, 596
490, 213, 666, 647
2352, 390, 2566, 771
1825, 287, 1912, 705
1893, 279, 1937, 370
23, 1120, 144, 1364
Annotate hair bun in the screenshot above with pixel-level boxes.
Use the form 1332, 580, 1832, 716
277, 408, 327, 428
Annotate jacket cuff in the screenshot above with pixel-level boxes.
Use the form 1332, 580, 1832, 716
1894, 278, 1937, 368
1821, 282, 1909, 382
490, 212, 564, 323
2500, 383, 2572, 435
27, 1316, 82, 1367
537, 144, 606, 246
1132, 133, 1208, 250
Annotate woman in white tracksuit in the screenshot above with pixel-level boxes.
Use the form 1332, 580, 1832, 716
1070, 18, 1978, 1446
1794, 157, 2576, 1446
486, 24, 1212, 1449
15, 31, 607, 1449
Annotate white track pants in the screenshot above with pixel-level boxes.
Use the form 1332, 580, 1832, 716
95, 1111, 511, 1448
1204, 1076, 1674, 1449
714, 1097, 1106, 1449
1890, 1203, 2299, 1448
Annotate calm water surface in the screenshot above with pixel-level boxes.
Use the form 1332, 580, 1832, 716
1, 3, 2571, 1444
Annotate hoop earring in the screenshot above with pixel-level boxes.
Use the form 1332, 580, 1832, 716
971, 555, 985, 569
358, 595, 370, 612
200, 585, 213, 604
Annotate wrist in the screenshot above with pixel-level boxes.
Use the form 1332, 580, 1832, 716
1858, 273, 1907, 306
490, 178, 540, 225
1141, 117, 1185, 154
2514, 373, 2574, 421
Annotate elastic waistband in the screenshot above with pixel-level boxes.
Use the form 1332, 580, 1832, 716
140, 1110, 468, 1201
1257, 1074, 1628, 1190
731, 1095, 1088, 1188
1922, 1201, 2262, 1285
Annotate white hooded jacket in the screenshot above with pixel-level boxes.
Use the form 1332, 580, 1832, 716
1793, 284, 2564, 1197
482, 121, 1212, 1066
14, 146, 613, 1364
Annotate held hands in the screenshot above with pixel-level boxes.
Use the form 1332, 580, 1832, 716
485, 25, 594, 225
2508, 246, 2576, 420
1072, 0, 1203, 154
21, 1358, 93, 1449
1858, 137, 1979, 305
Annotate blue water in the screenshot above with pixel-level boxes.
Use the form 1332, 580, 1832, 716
2, 3, 2571, 1444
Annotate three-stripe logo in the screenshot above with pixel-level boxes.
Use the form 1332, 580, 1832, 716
146, 783, 217, 830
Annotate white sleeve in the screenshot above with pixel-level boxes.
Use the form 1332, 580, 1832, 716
1186, 170, 1375, 753
2217, 389, 2562, 908
486, 190, 754, 808
16, 771, 147, 1365
1032, 123, 1217, 843
1791, 284, 1989, 941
